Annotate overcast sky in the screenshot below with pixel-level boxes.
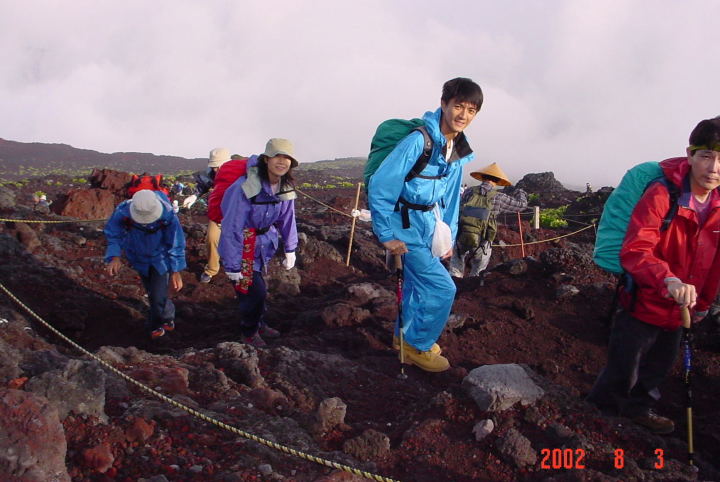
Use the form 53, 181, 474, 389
1, 0, 719, 188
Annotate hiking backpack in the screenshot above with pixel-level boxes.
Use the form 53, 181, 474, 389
126, 174, 170, 198
456, 188, 498, 253
593, 161, 680, 274
365, 118, 436, 192
207, 157, 249, 223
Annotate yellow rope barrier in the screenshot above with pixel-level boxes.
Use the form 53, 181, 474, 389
493, 224, 595, 248
295, 188, 354, 218
0, 282, 398, 482
0, 217, 107, 223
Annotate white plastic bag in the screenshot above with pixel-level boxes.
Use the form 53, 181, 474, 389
182, 194, 198, 209
431, 204, 452, 257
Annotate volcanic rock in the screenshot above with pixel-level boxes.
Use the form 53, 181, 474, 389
0, 186, 15, 210
82, 442, 114, 473
24, 359, 107, 422
462, 364, 545, 412
312, 396, 347, 434
0, 388, 69, 481
321, 302, 371, 327
495, 428, 537, 468
56, 188, 118, 220
342, 428, 391, 462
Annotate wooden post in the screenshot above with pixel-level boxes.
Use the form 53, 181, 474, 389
345, 182, 363, 266
517, 212, 526, 258
533, 206, 540, 229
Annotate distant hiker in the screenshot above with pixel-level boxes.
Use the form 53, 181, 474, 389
171, 181, 185, 195
586, 182, 593, 193
368, 77, 483, 372
34, 194, 51, 214
219, 138, 298, 348
104, 190, 186, 340
448, 162, 527, 280
587, 116, 720, 434
196, 147, 232, 283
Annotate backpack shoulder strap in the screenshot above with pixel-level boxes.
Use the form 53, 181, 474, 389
653, 177, 681, 232
404, 126, 436, 182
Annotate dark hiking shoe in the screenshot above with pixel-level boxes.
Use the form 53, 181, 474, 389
243, 333, 267, 348
631, 410, 674, 434
259, 324, 280, 338
162, 320, 175, 332
150, 327, 165, 340
200, 273, 212, 284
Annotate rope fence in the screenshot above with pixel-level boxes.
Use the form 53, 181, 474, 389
2, 182, 600, 265
0, 217, 107, 224
0, 281, 398, 482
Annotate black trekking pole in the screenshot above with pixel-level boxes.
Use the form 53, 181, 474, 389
394, 254, 407, 380
681, 307, 695, 466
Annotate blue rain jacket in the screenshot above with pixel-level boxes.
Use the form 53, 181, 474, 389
104, 191, 187, 276
368, 107, 475, 352
369, 108, 475, 247
218, 156, 298, 273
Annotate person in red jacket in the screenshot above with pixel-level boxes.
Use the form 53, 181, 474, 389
587, 116, 720, 434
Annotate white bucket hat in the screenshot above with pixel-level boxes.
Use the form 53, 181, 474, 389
208, 147, 231, 168
130, 190, 163, 224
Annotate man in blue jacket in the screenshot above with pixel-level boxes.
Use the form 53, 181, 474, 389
104, 189, 186, 339
368, 77, 483, 372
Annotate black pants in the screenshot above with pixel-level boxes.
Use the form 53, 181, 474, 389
236, 270, 267, 337
587, 309, 682, 417
139, 266, 175, 332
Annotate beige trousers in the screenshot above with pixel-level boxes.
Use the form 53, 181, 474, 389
203, 220, 222, 277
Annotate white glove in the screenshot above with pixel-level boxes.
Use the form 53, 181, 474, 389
226, 271, 243, 282
182, 194, 198, 209
282, 252, 296, 270
351, 209, 372, 222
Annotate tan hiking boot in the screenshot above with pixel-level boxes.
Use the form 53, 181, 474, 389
392, 335, 441, 355
631, 410, 674, 434
399, 341, 450, 372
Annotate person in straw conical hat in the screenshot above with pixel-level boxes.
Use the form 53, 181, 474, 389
448, 162, 528, 281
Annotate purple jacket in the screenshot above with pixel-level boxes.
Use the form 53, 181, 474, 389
218, 158, 298, 273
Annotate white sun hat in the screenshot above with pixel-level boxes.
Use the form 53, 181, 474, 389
130, 190, 163, 224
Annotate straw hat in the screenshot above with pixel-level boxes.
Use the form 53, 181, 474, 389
470, 162, 512, 186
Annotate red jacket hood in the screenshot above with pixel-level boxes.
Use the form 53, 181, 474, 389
659, 156, 689, 187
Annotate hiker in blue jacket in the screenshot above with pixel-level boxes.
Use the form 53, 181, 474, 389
368, 77, 483, 372
104, 189, 186, 340
219, 138, 299, 348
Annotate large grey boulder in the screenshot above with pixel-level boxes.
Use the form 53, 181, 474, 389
462, 364, 544, 412
25, 359, 107, 422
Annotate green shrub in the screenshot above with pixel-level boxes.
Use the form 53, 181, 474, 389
539, 206, 568, 228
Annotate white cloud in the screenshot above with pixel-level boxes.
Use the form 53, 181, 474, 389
1, 0, 719, 187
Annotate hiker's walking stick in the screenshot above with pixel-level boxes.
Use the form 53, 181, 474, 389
681, 307, 694, 466
394, 254, 407, 380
